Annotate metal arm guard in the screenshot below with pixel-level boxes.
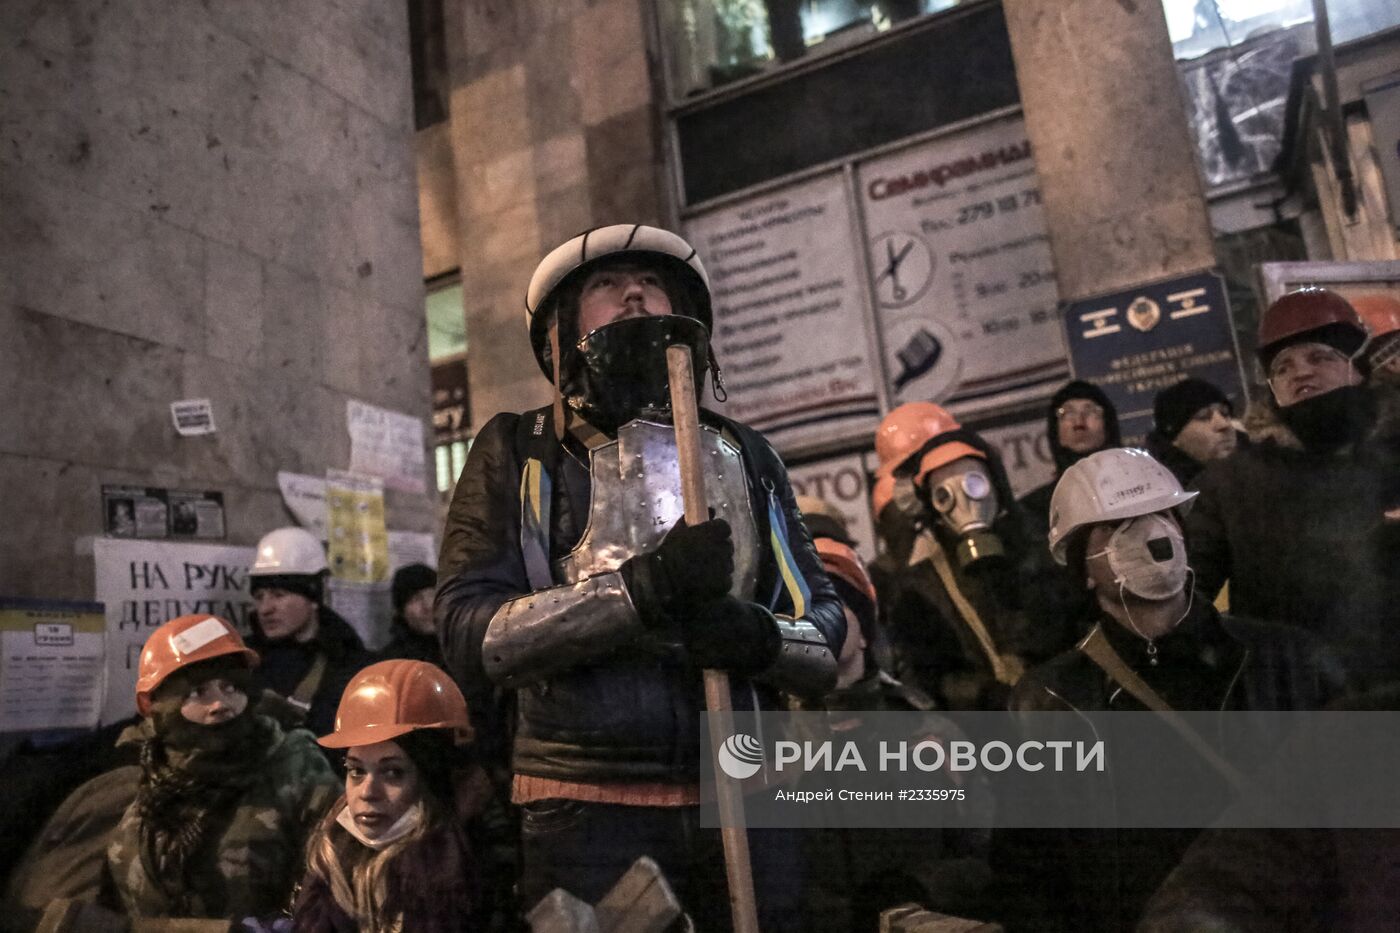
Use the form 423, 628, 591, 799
762, 616, 837, 698
481, 572, 645, 687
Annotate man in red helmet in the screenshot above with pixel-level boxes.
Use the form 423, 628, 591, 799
1186, 287, 1400, 681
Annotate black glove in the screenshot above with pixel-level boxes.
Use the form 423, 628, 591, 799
622, 517, 734, 622
679, 597, 781, 675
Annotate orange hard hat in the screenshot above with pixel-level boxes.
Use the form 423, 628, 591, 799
1351, 294, 1400, 340
318, 659, 473, 749
1257, 288, 1367, 364
135, 614, 259, 716
815, 538, 877, 610
874, 402, 983, 488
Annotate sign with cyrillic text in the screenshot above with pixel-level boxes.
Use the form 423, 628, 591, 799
857, 112, 1067, 414
684, 171, 881, 450
93, 539, 255, 724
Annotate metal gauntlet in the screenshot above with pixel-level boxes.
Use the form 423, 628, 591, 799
761, 617, 837, 698
481, 572, 645, 686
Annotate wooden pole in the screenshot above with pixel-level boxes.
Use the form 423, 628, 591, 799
666, 344, 762, 933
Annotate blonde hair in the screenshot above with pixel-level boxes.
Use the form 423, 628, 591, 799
303, 795, 447, 932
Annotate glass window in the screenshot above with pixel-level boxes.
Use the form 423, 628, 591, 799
1166, 0, 1399, 191
426, 282, 467, 362
658, 0, 963, 100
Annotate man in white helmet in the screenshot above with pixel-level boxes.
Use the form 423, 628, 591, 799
435, 224, 844, 928
246, 526, 371, 736
994, 448, 1345, 933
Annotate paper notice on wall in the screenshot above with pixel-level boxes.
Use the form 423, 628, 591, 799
857, 112, 1068, 415
170, 398, 216, 436
93, 539, 256, 725
387, 531, 437, 572
326, 470, 389, 584
684, 171, 881, 451
0, 598, 106, 732
785, 453, 879, 563
347, 400, 428, 493
277, 472, 328, 539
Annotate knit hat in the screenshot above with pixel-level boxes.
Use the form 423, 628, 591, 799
248, 572, 323, 604
392, 563, 437, 613
1152, 378, 1232, 441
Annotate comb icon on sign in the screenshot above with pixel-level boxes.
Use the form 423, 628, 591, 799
893, 328, 942, 391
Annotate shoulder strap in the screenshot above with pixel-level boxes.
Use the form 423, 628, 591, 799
1077, 624, 1251, 795
288, 653, 328, 713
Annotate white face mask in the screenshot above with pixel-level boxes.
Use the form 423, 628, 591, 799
336, 800, 424, 851
1088, 513, 1188, 601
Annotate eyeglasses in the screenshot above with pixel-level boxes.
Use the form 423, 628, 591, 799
1055, 402, 1104, 423
1266, 344, 1351, 383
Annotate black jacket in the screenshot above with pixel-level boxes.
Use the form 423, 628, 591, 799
1185, 387, 1400, 683
995, 604, 1346, 932
246, 605, 371, 738
435, 406, 844, 784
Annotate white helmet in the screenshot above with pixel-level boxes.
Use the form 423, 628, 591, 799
1047, 448, 1197, 565
523, 224, 711, 376
250, 526, 327, 576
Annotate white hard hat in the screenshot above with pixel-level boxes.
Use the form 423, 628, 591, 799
1047, 448, 1197, 565
523, 224, 711, 375
250, 526, 327, 576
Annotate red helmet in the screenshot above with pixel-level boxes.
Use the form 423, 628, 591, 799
1352, 294, 1400, 340
1257, 288, 1367, 364
318, 660, 473, 749
135, 615, 259, 716
815, 538, 877, 610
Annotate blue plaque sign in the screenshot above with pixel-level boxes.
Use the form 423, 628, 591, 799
1061, 270, 1246, 446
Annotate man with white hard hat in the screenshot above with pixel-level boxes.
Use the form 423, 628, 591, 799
997, 447, 1346, 932
435, 224, 844, 929
247, 526, 371, 736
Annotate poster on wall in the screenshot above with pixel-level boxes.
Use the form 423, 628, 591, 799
856, 112, 1068, 414
1062, 269, 1245, 445
684, 171, 882, 451
347, 400, 428, 494
0, 598, 106, 732
326, 470, 390, 585
785, 453, 879, 563
102, 486, 226, 540
93, 539, 256, 724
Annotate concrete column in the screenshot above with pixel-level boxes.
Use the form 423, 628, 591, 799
442, 0, 667, 426
1002, 0, 1217, 301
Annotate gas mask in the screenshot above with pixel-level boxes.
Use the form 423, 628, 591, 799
921, 457, 1003, 570
1087, 513, 1188, 601
555, 315, 711, 434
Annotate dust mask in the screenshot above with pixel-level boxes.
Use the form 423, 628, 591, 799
1088, 513, 1187, 600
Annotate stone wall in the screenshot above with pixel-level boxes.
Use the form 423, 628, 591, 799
442, 0, 668, 424
1, 0, 434, 600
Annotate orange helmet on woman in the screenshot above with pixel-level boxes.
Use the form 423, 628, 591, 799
135, 614, 259, 715
318, 660, 473, 749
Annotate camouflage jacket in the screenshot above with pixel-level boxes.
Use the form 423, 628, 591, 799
107, 717, 339, 921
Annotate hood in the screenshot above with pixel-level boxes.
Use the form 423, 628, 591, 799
1045, 380, 1122, 472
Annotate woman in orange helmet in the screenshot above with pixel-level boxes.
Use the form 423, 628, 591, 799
292, 659, 480, 932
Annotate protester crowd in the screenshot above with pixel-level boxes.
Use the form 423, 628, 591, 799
3, 222, 1397, 932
